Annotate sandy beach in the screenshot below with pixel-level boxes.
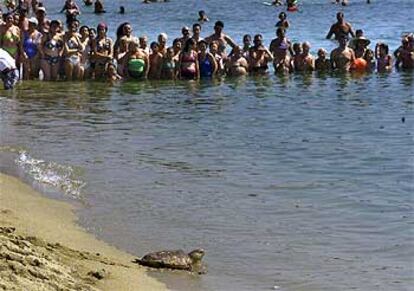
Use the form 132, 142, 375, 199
0, 173, 167, 291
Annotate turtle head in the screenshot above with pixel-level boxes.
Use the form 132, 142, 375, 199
188, 248, 205, 263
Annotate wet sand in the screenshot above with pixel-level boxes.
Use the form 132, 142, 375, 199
0, 173, 167, 291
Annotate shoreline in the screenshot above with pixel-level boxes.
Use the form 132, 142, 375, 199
0, 173, 167, 291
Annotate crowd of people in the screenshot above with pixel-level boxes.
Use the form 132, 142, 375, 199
0, 0, 413, 90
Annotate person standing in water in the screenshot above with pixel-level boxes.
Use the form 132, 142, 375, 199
275, 12, 289, 29
326, 12, 355, 40
204, 21, 237, 57
330, 35, 355, 72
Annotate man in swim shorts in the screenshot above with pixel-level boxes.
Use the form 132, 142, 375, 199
0, 47, 19, 89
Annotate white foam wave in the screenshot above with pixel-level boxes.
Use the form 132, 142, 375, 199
16, 151, 85, 198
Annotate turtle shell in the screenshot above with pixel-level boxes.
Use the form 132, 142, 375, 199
138, 250, 192, 270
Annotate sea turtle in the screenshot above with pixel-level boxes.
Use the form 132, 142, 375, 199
134, 248, 206, 274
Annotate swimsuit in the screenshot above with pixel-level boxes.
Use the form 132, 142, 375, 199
127, 58, 145, 79
23, 32, 40, 59
180, 51, 197, 79
2, 32, 19, 56
43, 36, 63, 65
199, 55, 213, 78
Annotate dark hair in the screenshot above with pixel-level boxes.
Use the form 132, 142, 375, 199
254, 34, 263, 41
183, 38, 196, 52
337, 12, 344, 18
173, 38, 182, 46
276, 27, 285, 36
279, 12, 286, 18
378, 43, 389, 54
67, 18, 79, 27
243, 34, 252, 42
119, 6, 125, 14
198, 10, 205, 16
215, 20, 224, 28
79, 25, 89, 32
198, 39, 208, 46
50, 19, 60, 27
150, 41, 158, 50
356, 29, 363, 35
116, 22, 130, 40
193, 23, 201, 30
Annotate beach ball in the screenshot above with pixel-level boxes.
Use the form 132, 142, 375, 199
352, 58, 368, 71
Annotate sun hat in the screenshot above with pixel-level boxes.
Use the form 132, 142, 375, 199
28, 17, 38, 25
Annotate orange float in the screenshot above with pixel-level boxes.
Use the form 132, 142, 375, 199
352, 58, 368, 71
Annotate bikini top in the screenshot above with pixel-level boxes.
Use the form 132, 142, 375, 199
96, 37, 111, 52
44, 35, 63, 50
181, 51, 196, 63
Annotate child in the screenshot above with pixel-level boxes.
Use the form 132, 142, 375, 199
160, 47, 177, 80
375, 42, 392, 73
315, 48, 331, 72
148, 42, 163, 79
106, 63, 122, 82
275, 12, 289, 29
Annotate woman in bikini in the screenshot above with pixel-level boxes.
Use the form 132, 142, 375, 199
39, 20, 64, 81
178, 38, 199, 80
63, 19, 84, 80
20, 17, 42, 79
0, 13, 21, 61
269, 28, 294, 72
90, 22, 112, 79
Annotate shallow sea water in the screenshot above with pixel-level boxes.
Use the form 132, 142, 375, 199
1, 1, 414, 290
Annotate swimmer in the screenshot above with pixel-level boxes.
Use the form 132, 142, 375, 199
315, 48, 331, 72
275, 12, 289, 29
119, 6, 125, 14
94, 0, 106, 14
375, 42, 392, 72
84, 0, 93, 6
198, 10, 209, 22
326, 12, 355, 40
272, 0, 283, 6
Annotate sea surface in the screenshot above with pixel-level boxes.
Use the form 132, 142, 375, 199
1, 0, 414, 290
